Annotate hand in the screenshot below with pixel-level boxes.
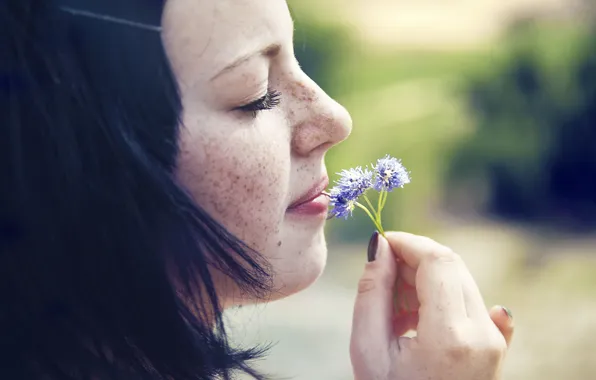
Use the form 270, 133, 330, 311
350, 232, 513, 380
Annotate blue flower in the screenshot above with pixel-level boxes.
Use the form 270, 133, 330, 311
327, 157, 410, 221
327, 167, 372, 219
373, 155, 410, 192
328, 190, 356, 220
333, 167, 373, 200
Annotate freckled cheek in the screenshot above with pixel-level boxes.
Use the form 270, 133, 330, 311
178, 139, 289, 249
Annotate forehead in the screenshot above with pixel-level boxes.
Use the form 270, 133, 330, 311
162, 0, 293, 81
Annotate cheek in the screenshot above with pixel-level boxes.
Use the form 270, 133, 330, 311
175, 115, 290, 250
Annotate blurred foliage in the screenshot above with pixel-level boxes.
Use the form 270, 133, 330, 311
449, 22, 596, 230
292, 13, 352, 97
292, 15, 478, 241
291, 2, 595, 239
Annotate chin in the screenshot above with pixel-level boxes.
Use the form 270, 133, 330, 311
223, 223, 328, 307
266, 226, 328, 301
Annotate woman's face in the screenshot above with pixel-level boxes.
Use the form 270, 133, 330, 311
162, 0, 351, 306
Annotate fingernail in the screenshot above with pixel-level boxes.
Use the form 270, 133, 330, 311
501, 306, 513, 319
367, 231, 379, 262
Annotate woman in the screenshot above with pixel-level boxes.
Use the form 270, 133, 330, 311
0, 0, 514, 379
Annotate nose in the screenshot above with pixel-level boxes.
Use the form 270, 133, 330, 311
287, 74, 352, 157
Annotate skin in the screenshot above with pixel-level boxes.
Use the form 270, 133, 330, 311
162, 0, 352, 305
161, 0, 514, 378
351, 233, 514, 380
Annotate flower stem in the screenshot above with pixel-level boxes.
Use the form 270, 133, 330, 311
362, 194, 378, 220
363, 194, 386, 236
355, 202, 384, 235
376, 190, 385, 228
380, 189, 389, 211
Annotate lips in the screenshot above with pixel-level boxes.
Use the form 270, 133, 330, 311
287, 177, 329, 212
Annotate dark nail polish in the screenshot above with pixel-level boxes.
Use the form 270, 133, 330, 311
367, 231, 379, 262
502, 306, 513, 319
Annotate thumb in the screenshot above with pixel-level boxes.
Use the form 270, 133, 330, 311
351, 232, 397, 359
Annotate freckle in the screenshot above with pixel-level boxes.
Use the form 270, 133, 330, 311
277, 241, 282, 247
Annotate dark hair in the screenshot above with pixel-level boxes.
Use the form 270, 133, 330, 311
0, 1, 272, 379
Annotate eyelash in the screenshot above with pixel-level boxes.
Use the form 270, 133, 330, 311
236, 89, 281, 117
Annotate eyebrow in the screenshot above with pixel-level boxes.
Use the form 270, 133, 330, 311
210, 43, 281, 82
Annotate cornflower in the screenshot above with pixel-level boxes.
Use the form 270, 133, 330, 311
327, 155, 411, 236
327, 155, 412, 315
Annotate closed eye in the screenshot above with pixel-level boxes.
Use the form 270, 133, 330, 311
236, 89, 281, 117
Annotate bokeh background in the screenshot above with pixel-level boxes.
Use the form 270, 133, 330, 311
228, 1, 596, 379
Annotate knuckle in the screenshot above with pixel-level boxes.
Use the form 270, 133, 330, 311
479, 339, 507, 365
490, 334, 508, 354
428, 244, 459, 262
444, 341, 474, 361
442, 330, 506, 364
485, 344, 505, 364
357, 277, 377, 294
414, 236, 459, 262
441, 327, 472, 359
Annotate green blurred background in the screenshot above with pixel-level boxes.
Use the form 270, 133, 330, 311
228, 1, 596, 379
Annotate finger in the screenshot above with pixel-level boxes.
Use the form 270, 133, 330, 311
395, 284, 420, 314
460, 267, 492, 320
385, 232, 467, 325
385, 231, 451, 269
387, 231, 491, 323
351, 233, 397, 360
489, 305, 514, 347
396, 260, 418, 313
399, 263, 416, 287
